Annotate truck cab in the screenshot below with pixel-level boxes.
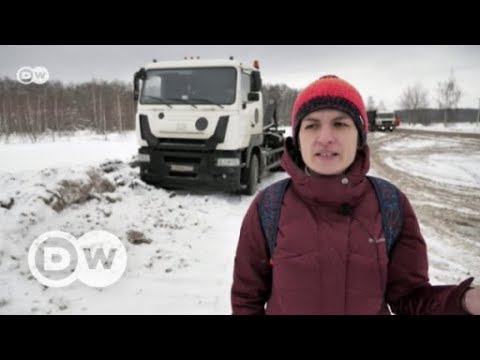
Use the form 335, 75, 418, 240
134, 58, 284, 194
375, 112, 401, 131
366, 110, 400, 132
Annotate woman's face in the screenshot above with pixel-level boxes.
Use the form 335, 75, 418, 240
298, 108, 359, 176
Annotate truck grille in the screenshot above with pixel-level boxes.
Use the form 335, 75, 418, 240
164, 156, 201, 164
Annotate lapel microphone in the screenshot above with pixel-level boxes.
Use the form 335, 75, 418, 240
338, 203, 353, 216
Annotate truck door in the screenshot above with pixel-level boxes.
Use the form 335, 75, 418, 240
240, 72, 261, 135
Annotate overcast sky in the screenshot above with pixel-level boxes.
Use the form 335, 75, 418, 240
1, 45, 479, 110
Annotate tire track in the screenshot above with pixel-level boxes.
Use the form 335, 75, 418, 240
369, 131, 480, 281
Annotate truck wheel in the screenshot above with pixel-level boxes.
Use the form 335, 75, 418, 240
140, 172, 149, 184
244, 154, 259, 195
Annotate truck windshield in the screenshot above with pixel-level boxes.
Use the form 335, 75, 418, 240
140, 67, 236, 106
377, 112, 395, 120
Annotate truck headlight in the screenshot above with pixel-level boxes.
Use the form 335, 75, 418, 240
138, 153, 150, 162
216, 158, 240, 167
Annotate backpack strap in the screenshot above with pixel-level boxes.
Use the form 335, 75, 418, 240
367, 176, 403, 257
257, 176, 403, 260
257, 178, 291, 258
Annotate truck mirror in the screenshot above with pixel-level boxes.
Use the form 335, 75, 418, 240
248, 92, 259, 102
133, 68, 147, 101
250, 71, 262, 92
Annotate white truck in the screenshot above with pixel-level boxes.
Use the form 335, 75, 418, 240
133, 58, 285, 195
367, 110, 401, 132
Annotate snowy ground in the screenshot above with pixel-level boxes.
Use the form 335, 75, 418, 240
0, 131, 138, 172
400, 121, 480, 133
1, 129, 479, 314
370, 131, 480, 285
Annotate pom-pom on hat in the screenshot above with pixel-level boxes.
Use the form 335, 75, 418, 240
291, 75, 368, 147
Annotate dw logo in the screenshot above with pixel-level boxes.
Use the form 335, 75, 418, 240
28, 230, 127, 288
16, 66, 50, 85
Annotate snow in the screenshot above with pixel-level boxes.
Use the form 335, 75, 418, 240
278, 126, 292, 138
0, 133, 288, 314
381, 133, 480, 189
0, 131, 138, 173
400, 122, 480, 134
381, 139, 438, 151
1, 127, 479, 314
385, 154, 480, 189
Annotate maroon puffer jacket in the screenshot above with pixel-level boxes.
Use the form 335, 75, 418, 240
231, 141, 473, 315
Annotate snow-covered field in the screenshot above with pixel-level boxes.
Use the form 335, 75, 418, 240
400, 121, 480, 133
381, 135, 480, 189
0, 132, 287, 314
0, 131, 138, 173
0, 129, 479, 314
385, 154, 480, 189
370, 131, 480, 286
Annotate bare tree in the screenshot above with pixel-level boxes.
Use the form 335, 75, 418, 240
98, 89, 107, 139
53, 86, 59, 137
91, 82, 98, 131
436, 70, 462, 126
398, 83, 429, 110
262, 83, 299, 125
36, 92, 42, 134
25, 93, 37, 142
0, 93, 6, 139
116, 89, 123, 133
0, 81, 6, 139
477, 98, 480, 127
366, 96, 376, 111
377, 100, 387, 112
43, 86, 49, 139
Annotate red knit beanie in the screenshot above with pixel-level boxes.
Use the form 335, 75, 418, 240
291, 75, 368, 147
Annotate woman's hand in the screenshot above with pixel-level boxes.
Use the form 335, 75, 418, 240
463, 287, 480, 315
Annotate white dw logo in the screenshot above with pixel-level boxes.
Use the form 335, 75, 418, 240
28, 230, 127, 288
17, 66, 50, 85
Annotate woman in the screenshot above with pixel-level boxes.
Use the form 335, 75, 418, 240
231, 75, 479, 315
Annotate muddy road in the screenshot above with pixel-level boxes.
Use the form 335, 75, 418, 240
369, 130, 480, 282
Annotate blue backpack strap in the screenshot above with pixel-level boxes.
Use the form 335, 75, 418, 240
257, 178, 291, 258
367, 176, 403, 257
